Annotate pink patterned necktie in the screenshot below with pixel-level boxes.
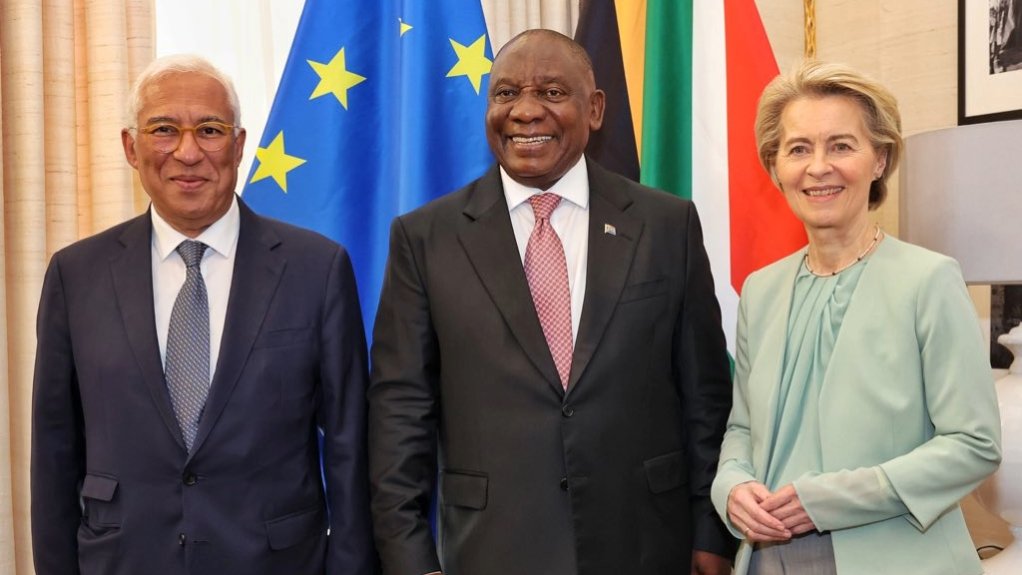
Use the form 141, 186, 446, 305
525, 193, 573, 389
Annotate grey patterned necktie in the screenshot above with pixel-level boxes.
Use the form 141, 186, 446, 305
165, 240, 210, 452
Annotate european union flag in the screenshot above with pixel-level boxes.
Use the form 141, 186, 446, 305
243, 0, 493, 332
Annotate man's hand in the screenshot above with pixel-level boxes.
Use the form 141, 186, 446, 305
690, 550, 731, 575
727, 481, 791, 543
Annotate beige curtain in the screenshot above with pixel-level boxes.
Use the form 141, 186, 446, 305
0, 0, 153, 572
481, 0, 579, 52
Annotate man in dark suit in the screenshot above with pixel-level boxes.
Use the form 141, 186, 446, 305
31, 54, 376, 575
369, 30, 735, 575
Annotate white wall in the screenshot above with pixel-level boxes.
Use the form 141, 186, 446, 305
154, 0, 303, 191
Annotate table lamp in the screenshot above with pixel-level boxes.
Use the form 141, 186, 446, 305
900, 119, 1022, 573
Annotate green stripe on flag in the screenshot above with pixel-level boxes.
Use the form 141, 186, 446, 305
641, 0, 693, 200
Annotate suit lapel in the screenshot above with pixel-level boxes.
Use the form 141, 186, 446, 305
190, 200, 286, 457
817, 238, 887, 395
110, 213, 187, 451
568, 163, 642, 393
457, 167, 565, 394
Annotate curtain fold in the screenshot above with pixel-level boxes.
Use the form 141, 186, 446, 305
1, 1, 153, 572
84, 0, 138, 232
482, 0, 577, 52
2, 2, 48, 570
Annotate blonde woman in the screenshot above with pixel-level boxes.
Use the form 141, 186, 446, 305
711, 61, 1001, 574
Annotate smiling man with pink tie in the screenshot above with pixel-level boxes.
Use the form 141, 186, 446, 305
368, 29, 736, 575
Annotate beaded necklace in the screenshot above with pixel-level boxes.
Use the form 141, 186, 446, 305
804, 225, 883, 277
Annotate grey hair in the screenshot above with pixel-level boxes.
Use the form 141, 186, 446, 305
125, 54, 242, 128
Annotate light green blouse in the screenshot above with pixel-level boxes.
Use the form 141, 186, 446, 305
765, 259, 862, 489
763, 255, 908, 526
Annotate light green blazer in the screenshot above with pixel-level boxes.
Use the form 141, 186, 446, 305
711, 236, 1002, 575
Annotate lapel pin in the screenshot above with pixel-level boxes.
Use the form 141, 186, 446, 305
604, 223, 617, 236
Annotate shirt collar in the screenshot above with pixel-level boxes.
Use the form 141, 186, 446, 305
501, 155, 590, 211
151, 195, 240, 261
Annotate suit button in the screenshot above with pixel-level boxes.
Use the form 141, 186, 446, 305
561, 405, 574, 417
183, 473, 197, 486
560, 477, 569, 491
178, 533, 187, 546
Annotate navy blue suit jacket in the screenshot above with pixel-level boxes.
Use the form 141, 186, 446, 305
32, 198, 377, 574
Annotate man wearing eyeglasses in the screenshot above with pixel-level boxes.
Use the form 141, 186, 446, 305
31, 54, 377, 575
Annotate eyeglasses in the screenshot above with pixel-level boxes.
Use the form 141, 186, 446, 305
134, 121, 238, 153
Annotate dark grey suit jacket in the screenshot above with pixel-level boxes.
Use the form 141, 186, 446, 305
369, 160, 736, 574
32, 198, 377, 575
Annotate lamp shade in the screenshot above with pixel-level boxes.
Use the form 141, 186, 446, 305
899, 119, 1022, 284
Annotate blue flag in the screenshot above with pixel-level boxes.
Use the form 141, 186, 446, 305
243, 0, 493, 333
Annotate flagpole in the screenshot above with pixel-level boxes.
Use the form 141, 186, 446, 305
803, 0, 816, 58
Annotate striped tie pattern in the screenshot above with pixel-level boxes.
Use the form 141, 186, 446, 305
525, 193, 573, 389
165, 240, 210, 452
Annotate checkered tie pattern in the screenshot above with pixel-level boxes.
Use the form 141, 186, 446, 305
165, 240, 210, 452
525, 193, 573, 389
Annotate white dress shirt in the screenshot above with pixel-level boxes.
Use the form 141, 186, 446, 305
151, 196, 239, 381
502, 156, 590, 345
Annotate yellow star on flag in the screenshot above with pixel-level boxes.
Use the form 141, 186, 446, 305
250, 131, 307, 193
308, 47, 366, 109
399, 18, 412, 36
446, 34, 491, 94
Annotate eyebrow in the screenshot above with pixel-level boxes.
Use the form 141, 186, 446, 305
142, 114, 229, 125
782, 133, 860, 145
490, 73, 567, 86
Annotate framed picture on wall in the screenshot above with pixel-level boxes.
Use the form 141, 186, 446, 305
959, 0, 1022, 124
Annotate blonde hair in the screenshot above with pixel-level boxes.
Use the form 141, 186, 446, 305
755, 60, 902, 209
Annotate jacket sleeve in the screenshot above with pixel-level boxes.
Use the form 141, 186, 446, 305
31, 255, 86, 575
319, 246, 380, 574
710, 291, 757, 539
367, 217, 443, 575
673, 204, 739, 558
799, 257, 1002, 532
